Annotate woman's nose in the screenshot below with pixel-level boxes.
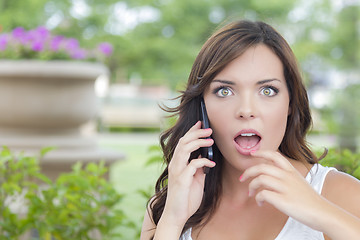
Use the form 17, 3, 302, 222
235, 95, 256, 119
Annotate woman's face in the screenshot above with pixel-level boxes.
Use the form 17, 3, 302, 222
203, 44, 290, 170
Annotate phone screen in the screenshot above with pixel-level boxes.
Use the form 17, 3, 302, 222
200, 99, 213, 161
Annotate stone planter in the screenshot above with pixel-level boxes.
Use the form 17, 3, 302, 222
0, 60, 104, 129
0, 60, 124, 180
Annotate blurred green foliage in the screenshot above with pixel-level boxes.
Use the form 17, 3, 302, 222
320, 148, 360, 180
0, 0, 358, 148
1, 0, 358, 88
0, 146, 134, 240
318, 83, 360, 151
120, 0, 298, 88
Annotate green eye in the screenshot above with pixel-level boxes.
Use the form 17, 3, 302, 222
261, 87, 277, 97
220, 88, 229, 96
216, 87, 233, 97
263, 88, 271, 95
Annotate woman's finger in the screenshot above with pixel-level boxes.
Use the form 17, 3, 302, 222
176, 138, 213, 158
178, 121, 212, 146
240, 163, 285, 183
169, 121, 213, 171
254, 189, 282, 207
181, 158, 216, 178
168, 158, 215, 196
248, 174, 284, 197
169, 138, 214, 172
250, 150, 294, 171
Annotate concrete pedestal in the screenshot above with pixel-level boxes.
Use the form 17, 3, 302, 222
0, 60, 124, 179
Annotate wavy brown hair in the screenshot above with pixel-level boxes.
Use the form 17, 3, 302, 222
149, 19, 322, 237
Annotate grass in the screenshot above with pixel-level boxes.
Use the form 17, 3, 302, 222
99, 133, 164, 239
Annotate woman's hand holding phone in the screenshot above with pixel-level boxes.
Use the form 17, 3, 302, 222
155, 121, 215, 239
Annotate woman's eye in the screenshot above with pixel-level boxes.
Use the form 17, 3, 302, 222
216, 87, 233, 97
261, 87, 278, 97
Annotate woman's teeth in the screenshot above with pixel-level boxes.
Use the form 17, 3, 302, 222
235, 134, 261, 149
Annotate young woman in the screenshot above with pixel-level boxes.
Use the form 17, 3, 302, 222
141, 20, 360, 240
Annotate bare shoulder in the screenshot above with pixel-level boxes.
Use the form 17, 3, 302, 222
322, 169, 360, 217
140, 201, 156, 240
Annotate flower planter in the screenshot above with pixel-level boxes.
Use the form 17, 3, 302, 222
0, 60, 106, 129
0, 60, 124, 180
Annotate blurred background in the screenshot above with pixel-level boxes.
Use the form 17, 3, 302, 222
0, 0, 359, 238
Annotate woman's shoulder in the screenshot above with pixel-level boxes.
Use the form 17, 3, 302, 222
140, 199, 157, 240
322, 166, 360, 194
322, 166, 360, 218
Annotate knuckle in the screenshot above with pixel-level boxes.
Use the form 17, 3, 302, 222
259, 163, 269, 169
188, 159, 205, 170
252, 175, 263, 185
180, 145, 191, 155
187, 159, 199, 167
257, 189, 269, 199
178, 136, 186, 145
251, 179, 261, 189
258, 174, 267, 182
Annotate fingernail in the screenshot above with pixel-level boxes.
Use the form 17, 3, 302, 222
239, 174, 243, 182
202, 128, 212, 132
209, 161, 216, 167
250, 150, 256, 154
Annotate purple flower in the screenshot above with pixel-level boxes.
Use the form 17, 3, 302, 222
65, 38, 79, 51
32, 41, 44, 52
2, 26, 112, 61
12, 27, 25, 39
0, 34, 8, 51
70, 48, 88, 59
12, 27, 29, 45
34, 26, 49, 39
50, 35, 64, 51
23, 30, 37, 45
27, 27, 49, 45
97, 42, 113, 56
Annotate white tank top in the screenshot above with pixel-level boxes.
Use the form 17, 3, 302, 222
180, 164, 336, 240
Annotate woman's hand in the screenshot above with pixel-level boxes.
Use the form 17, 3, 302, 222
239, 150, 326, 231
239, 150, 360, 240
155, 121, 215, 238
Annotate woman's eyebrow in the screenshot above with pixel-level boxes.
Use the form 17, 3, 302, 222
212, 78, 281, 85
211, 79, 235, 85
257, 78, 281, 85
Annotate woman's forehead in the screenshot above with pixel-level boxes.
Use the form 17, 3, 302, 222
210, 45, 285, 83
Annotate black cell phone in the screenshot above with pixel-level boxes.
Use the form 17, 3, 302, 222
200, 99, 213, 161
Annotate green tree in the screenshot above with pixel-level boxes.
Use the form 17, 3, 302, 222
0, 0, 300, 87
1, 1, 359, 150
120, 0, 298, 88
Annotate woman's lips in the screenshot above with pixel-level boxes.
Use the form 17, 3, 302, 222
233, 130, 261, 155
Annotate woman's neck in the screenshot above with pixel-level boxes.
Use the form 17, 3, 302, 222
220, 160, 252, 205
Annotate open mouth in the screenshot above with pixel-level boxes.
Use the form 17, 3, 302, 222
234, 131, 261, 155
